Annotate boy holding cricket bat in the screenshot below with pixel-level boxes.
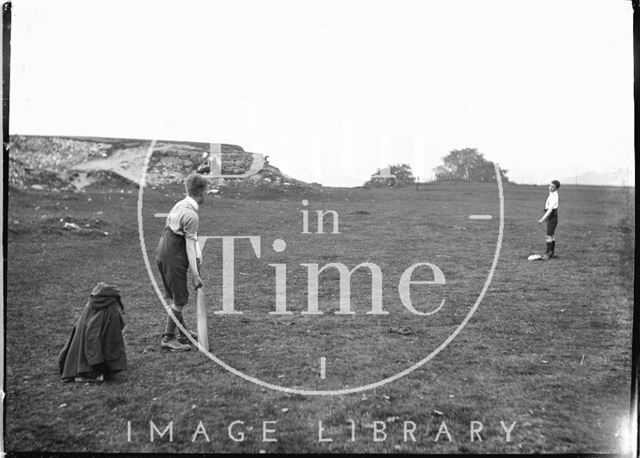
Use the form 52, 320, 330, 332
156, 173, 208, 351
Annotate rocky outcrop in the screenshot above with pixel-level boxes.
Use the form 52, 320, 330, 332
8, 135, 314, 194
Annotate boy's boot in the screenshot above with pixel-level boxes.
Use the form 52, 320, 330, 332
161, 310, 191, 351
177, 313, 198, 345
550, 241, 556, 258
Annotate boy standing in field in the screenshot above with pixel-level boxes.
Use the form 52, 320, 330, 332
538, 179, 560, 260
156, 173, 207, 351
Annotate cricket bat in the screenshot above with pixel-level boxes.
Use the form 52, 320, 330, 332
195, 284, 209, 351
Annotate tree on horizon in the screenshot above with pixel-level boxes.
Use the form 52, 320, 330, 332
434, 148, 509, 183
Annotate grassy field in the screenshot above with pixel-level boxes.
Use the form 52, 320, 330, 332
4, 181, 635, 453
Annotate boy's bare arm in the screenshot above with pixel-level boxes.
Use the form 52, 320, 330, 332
186, 239, 203, 287
538, 208, 553, 224
195, 237, 202, 267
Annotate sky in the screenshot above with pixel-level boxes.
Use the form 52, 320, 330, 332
9, 0, 635, 187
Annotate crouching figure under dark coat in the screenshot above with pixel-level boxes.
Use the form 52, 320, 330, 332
58, 282, 127, 382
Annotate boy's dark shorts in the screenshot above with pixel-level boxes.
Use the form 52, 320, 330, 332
156, 228, 189, 306
546, 210, 558, 236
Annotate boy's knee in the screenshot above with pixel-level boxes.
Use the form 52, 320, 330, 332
545, 236, 553, 242
171, 304, 185, 312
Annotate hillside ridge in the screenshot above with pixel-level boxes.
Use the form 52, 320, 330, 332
9, 135, 312, 194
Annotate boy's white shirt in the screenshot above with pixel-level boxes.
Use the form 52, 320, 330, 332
545, 191, 559, 210
184, 195, 202, 259
185, 195, 199, 212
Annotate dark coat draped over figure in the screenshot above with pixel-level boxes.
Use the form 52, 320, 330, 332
58, 282, 127, 381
